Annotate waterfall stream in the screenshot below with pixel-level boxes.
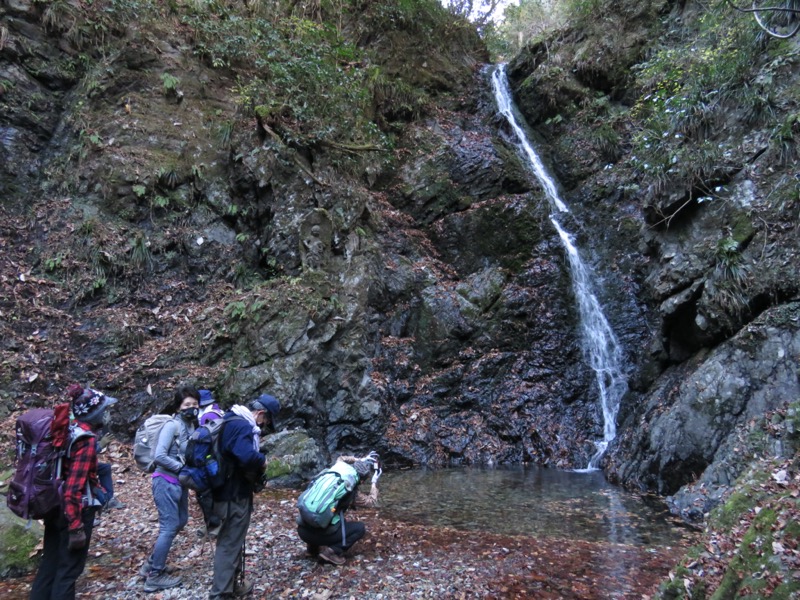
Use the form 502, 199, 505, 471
491, 64, 628, 469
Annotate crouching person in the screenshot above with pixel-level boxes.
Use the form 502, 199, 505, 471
296, 452, 381, 565
210, 394, 280, 599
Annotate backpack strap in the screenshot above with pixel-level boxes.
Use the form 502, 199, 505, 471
66, 424, 96, 458
218, 413, 244, 454
65, 425, 98, 507
309, 468, 337, 485
170, 415, 184, 445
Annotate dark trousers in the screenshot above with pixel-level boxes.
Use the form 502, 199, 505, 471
297, 518, 366, 555
210, 496, 252, 599
97, 462, 113, 501
29, 507, 95, 600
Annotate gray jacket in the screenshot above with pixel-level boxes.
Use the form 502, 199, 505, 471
153, 416, 195, 478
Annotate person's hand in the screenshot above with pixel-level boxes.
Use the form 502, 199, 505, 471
68, 528, 87, 551
98, 433, 114, 450
364, 450, 379, 463
371, 466, 382, 485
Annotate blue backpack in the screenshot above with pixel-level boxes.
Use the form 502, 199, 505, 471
178, 417, 232, 492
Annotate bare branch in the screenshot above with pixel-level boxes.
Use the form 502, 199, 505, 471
726, 0, 800, 38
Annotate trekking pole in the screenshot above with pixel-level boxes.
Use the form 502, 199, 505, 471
239, 541, 245, 590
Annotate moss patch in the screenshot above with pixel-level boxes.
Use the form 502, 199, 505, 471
265, 458, 293, 480
0, 505, 42, 577
657, 454, 800, 599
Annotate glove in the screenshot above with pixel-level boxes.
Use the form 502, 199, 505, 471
371, 466, 382, 485
365, 450, 379, 463
98, 433, 113, 450
253, 471, 268, 493
68, 528, 87, 551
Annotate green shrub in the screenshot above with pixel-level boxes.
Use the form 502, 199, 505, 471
129, 233, 153, 272
590, 122, 621, 161
630, 11, 762, 196
160, 72, 181, 98
772, 113, 799, 165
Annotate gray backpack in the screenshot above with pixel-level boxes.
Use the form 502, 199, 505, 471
133, 415, 176, 472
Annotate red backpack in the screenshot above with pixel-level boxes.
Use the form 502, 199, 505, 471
6, 404, 93, 520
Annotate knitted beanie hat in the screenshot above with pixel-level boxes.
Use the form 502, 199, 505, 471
70, 385, 117, 425
353, 460, 373, 479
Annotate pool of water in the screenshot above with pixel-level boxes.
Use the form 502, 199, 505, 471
379, 466, 687, 548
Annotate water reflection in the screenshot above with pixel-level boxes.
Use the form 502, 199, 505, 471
379, 466, 684, 548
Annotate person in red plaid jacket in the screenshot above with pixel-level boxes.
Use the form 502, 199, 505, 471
29, 384, 117, 600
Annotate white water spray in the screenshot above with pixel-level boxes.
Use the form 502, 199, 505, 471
491, 64, 628, 469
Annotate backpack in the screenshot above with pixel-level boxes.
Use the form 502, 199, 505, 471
133, 414, 177, 473
296, 461, 359, 529
199, 406, 225, 427
178, 417, 230, 492
7, 405, 94, 520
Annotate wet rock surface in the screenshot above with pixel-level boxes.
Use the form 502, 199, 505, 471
609, 302, 800, 509
503, 0, 800, 532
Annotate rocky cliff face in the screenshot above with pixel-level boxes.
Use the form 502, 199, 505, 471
505, 0, 800, 520
2, 0, 797, 527
0, 0, 607, 477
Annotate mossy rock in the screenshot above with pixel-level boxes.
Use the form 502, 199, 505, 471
264, 458, 293, 480
260, 429, 323, 487
710, 489, 756, 530
0, 503, 43, 577
787, 402, 800, 447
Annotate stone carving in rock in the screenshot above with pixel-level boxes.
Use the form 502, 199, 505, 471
299, 209, 333, 273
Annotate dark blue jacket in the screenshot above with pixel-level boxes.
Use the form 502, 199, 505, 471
214, 413, 266, 502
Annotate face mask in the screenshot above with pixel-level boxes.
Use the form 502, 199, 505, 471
181, 407, 199, 421
257, 417, 274, 436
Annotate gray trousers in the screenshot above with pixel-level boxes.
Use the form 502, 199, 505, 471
209, 496, 252, 598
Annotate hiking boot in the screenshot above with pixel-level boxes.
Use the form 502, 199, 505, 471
139, 560, 177, 578
319, 547, 345, 565
306, 544, 320, 556
144, 571, 182, 592
106, 497, 125, 509
233, 578, 254, 597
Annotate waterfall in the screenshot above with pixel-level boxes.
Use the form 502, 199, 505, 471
491, 64, 628, 469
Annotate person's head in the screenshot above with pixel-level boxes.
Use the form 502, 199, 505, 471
352, 459, 373, 483
198, 389, 215, 408
67, 383, 118, 430
246, 394, 280, 435
173, 384, 200, 421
